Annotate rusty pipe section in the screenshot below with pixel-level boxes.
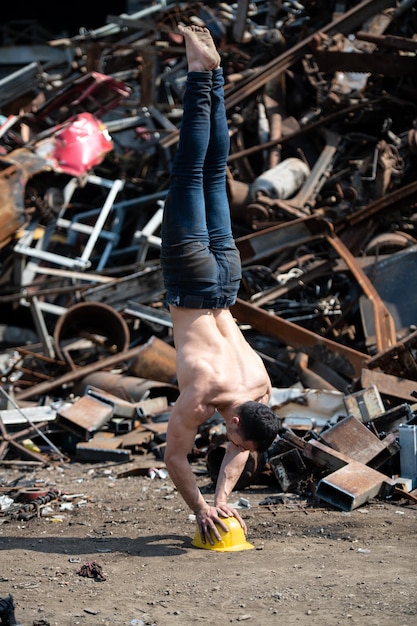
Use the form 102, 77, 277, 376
73, 370, 178, 403
128, 335, 177, 385
53, 301, 130, 368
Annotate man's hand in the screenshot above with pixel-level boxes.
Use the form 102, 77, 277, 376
196, 504, 247, 544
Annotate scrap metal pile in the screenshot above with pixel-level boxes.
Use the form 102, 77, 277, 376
0, 0, 417, 511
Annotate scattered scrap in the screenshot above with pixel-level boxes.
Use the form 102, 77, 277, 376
77, 561, 106, 582
1, 1, 417, 513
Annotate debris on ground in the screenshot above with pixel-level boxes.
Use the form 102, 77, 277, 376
1, 1, 417, 515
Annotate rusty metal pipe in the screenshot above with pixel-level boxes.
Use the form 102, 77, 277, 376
325, 233, 397, 352
53, 301, 130, 368
128, 335, 177, 384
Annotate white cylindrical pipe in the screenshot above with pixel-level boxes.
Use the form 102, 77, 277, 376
249, 157, 310, 200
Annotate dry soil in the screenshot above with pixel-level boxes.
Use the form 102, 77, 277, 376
0, 460, 416, 626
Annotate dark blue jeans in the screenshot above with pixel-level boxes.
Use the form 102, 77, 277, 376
161, 68, 242, 309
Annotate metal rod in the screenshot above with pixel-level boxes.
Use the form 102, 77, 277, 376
0, 387, 65, 461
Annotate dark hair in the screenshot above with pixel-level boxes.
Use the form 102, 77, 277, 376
236, 401, 281, 452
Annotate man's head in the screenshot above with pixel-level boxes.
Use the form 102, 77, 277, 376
227, 401, 281, 452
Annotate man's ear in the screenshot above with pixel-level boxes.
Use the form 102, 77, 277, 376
231, 415, 240, 425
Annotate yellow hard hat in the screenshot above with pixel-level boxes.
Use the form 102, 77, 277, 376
191, 516, 254, 552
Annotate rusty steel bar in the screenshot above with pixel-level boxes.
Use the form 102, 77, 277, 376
325, 233, 397, 352
313, 50, 417, 76
235, 214, 326, 265
15, 345, 145, 402
356, 30, 417, 51
336, 180, 417, 229
315, 460, 395, 511
227, 98, 380, 164
231, 297, 368, 379
361, 368, 417, 402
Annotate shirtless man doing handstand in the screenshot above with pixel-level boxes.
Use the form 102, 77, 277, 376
161, 24, 280, 544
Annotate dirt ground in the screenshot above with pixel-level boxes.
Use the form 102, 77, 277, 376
1, 460, 416, 626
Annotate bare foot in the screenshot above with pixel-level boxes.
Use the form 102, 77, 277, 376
178, 24, 221, 71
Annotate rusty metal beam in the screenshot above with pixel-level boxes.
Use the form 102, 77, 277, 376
235, 214, 326, 265
325, 232, 397, 352
313, 50, 417, 76
315, 460, 394, 511
361, 368, 417, 402
15, 345, 146, 402
236, 213, 397, 352
301, 438, 395, 511
356, 30, 417, 52
231, 297, 368, 379
336, 180, 417, 231
319, 414, 395, 465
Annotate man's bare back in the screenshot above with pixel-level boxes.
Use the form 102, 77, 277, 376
170, 307, 271, 413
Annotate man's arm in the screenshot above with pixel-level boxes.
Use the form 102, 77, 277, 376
214, 443, 249, 534
164, 393, 231, 543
